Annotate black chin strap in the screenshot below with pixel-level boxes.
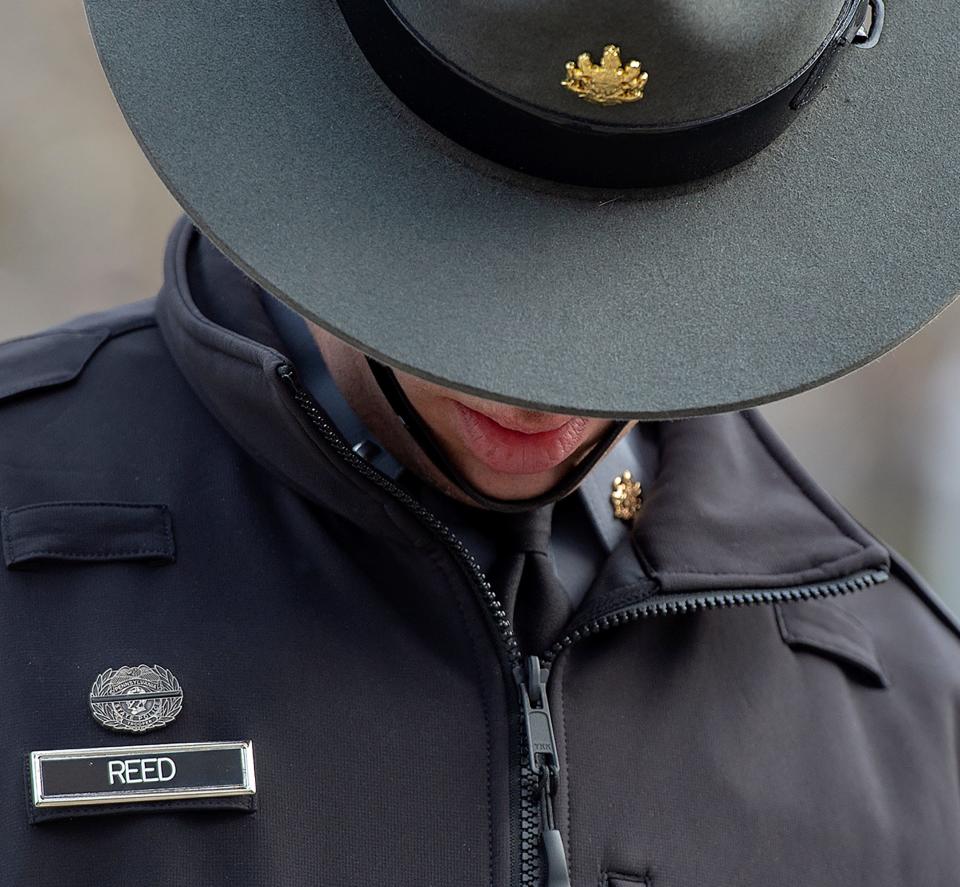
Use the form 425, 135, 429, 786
366, 358, 627, 513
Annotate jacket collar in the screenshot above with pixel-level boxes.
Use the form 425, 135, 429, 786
634, 412, 889, 592
154, 216, 406, 539
155, 216, 889, 593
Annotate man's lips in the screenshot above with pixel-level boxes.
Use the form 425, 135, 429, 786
450, 400, 590, 475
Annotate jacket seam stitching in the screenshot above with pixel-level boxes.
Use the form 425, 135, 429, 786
167, 217, 284, 370
631, 416, 881, 578
0, 368, 93, 401
886, 545, 960, 643
0, 321, 156, 403
4, 501, 169, 515
0, 316, 158, 353
2, 503, 174, 565
94, 317, 159, 340
9, 548, 171, 560
168, 309, 268, 369
1, 328, 94, 350
644, 554, 880, 578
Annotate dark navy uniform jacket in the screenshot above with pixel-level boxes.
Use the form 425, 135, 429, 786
2, 216, 960, 886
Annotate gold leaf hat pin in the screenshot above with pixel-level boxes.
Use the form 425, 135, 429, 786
562, 44, 648, 105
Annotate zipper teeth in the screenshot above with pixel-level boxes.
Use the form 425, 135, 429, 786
540, 568, 890, 664
284, 362, 888, 668
280, 366, 522, 665
280, 365, 889, 887
518, 758, 541, 886
282, 365, 535, 887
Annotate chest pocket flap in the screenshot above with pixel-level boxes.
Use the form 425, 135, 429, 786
1, 502, 175, 568
775, 597, 889, 688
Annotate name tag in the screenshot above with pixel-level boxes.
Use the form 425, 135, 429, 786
29, 740, 256, 808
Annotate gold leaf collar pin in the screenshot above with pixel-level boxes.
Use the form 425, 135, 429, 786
562, 44, 649, 105
611, 469, 643, 521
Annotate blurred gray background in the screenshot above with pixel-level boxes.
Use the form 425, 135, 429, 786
3, 2, 960, 612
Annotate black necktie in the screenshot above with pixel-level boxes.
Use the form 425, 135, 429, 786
493, 504, 575, 655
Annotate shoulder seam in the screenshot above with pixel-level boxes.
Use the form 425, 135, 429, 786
0, 307, 157, 353
100, 316, 158, 340
887, 547, 960, 644
815, 487, 960, 645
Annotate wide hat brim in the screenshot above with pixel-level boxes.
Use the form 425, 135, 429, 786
84, 0, 960, 418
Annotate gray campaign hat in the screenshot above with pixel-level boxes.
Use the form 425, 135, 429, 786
84, 0, 960, 418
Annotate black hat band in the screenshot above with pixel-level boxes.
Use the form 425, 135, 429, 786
336, 0, 871, 188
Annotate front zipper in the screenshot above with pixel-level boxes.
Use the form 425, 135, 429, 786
541, 567, 889, 666
516, 655, 570, 887
278, 364, 890, 887
511, 564, 889, 887
279, 364, 534, 887
278, 364, 519, 653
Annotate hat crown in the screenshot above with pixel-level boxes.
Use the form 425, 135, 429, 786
390, 0, 847, 124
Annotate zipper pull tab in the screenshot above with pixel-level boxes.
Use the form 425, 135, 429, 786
541, 786, 571, 887
518, 655, 559, 776
517, 656, 571, 887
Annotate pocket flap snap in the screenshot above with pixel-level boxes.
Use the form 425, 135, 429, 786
2, 502, 175, 568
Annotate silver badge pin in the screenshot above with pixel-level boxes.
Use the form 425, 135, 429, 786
89, 665, 183, 733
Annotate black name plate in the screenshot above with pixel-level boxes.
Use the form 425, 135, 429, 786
30, 740, 256, 808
